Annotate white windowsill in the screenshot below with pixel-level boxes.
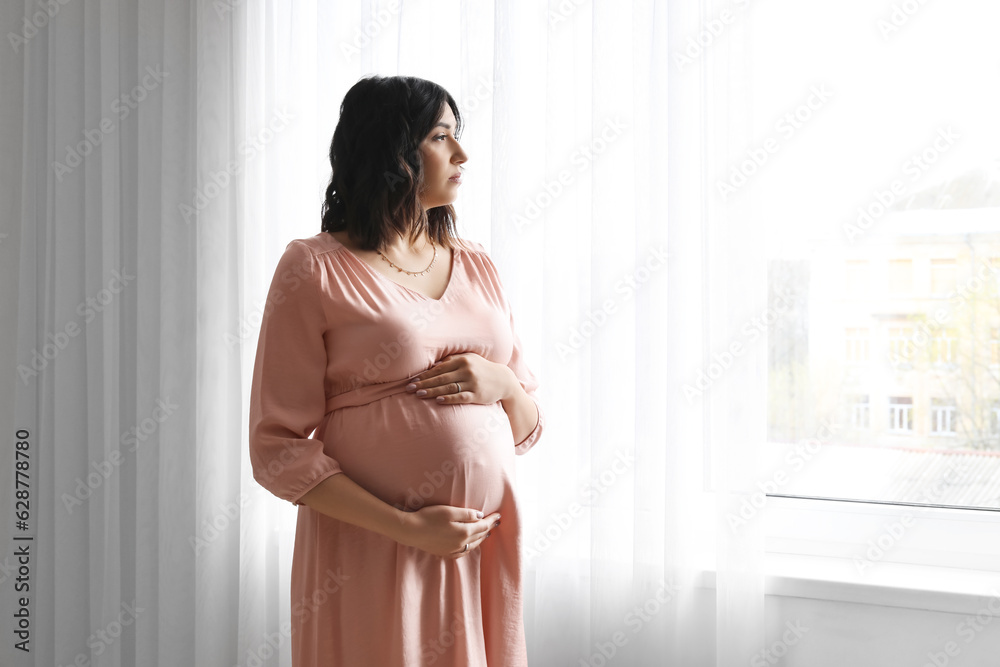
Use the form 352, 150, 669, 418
698, 554, 1000, 615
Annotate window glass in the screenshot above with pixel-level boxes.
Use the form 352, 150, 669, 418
754, 0, 1000, 509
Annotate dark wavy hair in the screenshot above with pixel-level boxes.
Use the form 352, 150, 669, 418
320, 75, 463, 252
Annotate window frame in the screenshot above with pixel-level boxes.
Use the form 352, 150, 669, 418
929, 398, 958, 435
844, 327, 870, 363
887, 396, 914, 433
690, 0, 1000, 596
763, 494, 1000, 575
850, 394, 870, 429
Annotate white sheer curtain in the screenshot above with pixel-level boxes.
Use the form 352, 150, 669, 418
0, 1, 767, 665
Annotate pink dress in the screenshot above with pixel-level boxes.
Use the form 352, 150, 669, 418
248, 232, 544, 666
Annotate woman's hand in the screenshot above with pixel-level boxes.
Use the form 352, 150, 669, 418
396, 505, 502, 559
405, 352, 517, 405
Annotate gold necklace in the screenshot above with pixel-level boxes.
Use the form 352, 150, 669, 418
376, 240, 437, 276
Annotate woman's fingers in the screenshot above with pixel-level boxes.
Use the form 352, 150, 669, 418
449, 532, 489, 559
459, 513, 500, 539
413, 506, 501, 559
407, 373, 469, 398
450, 507, 498, 525
448, 512, 501, 558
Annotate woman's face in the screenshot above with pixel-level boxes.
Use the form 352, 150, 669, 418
418, 104, 467, 210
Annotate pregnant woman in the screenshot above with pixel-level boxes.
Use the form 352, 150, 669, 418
248, 74, 544, 666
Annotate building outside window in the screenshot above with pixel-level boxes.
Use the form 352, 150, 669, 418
851, 395, 870, 429
748, 1, 1000, 591
888, 259, 914, 295
845, 327, 870, 363
930, 398, 957, 435
889, 396, 914, 432
930, 258, 957, 295
930, 328, 958, 364
887, 326, 915, 366
991, 401, 1000, 436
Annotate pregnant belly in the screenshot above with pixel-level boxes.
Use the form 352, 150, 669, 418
321, 394, 516, 515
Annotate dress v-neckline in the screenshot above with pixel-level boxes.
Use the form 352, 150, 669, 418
326, 233, 458, 302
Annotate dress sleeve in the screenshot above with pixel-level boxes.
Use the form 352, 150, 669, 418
469, 240, 545, 455
507, 305, 545, 456
248, 240, 344, 505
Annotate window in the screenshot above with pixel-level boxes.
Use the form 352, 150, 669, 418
930, 328, 957, 364
850, 395, 870, 429
741, 0, 1000, 583
887, 259, 913, 295
930, 398, 957, 435
886, 326, 914, 366
930, 259, 957, 295
888, 396, 913, 432
845, 327, 869, 363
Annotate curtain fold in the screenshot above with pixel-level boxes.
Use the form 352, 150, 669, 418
1, 1, 768, 665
